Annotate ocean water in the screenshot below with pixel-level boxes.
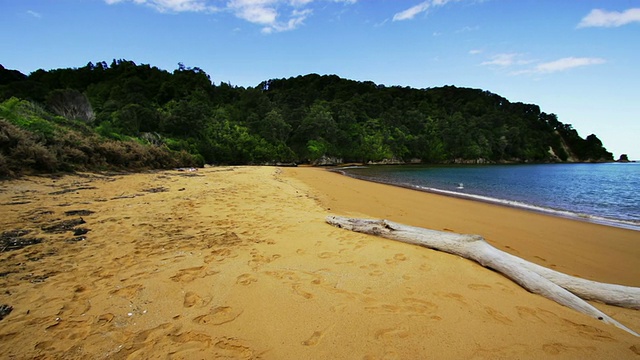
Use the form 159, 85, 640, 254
338, 163, 640, 231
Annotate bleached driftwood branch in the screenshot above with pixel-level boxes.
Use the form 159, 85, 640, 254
326, 215, 640, 336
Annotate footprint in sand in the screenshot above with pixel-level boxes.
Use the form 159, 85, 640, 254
467, 283, 492, 290
365, 298, 438, 315
515, 306, 556, 324
109, 284, 144, 299
193, 306, 243, 325
264, 270, 299, 281
248, 253, 281, 270
374, 327, 410, 340
516, 306, 614, 342
483, 306, 513, 325
437, 292, 468, 306
183, 291, 210, 308
236, 273, 258, 286
214, 337, 255, 358
302, 331, 324, 346
386, 253, 408, 265
169, 331, 213, 352
302, 326, 333, 346
205, 248, 237, 263
292, 284, 314, 299
97, 313, 115, 324
170, 266, 218, 282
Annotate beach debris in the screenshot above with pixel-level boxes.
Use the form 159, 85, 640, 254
1, 201, 31, 205
48, 186, 97, 195
172, 168, 204, 177
1, 229, 44, 252
73, 228, 90, 236
67, 236, 87, 243
41, 218, 86, 233
111, 194, 139, 200
64, 210, 95, 216
326, 215, 640, 337
142, 187, 169, 193
0, 304, 13, 320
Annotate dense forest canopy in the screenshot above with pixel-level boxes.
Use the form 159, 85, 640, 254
0, 60, 613, 176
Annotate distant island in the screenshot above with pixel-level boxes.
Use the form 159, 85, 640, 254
0, 60, 614, 177
617, 154, 635, 163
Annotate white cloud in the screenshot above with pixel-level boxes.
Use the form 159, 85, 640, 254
261, 8, 313, 33
290, 0, 313, 5
27, 10, 42, 18
468, 49, 482, 55
227, 0, 316, 33
392, 0, 458, 21
532, 57, 606, 74
104, 0, 217, 12
578, 8, 640, 28
104, 0, 356, 33
228, 0, 278, 25
480, 52, 605, 75
481, 53, 531, 67
393, 1, 430, 21
455, 25, 478, 33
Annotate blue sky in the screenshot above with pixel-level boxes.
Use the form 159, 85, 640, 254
1, 0, 639, 159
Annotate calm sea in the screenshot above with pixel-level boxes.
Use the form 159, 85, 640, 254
338, 163, 640, 231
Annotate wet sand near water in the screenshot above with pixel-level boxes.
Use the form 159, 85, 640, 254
0, 166, 638, 359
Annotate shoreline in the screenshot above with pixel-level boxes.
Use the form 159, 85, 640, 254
329, 167, 640, 232
285, 166, 640, 287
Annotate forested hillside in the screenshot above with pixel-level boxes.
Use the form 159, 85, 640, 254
0, 60, 613, 176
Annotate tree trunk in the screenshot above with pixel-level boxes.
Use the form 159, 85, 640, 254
326, 215, 639, 336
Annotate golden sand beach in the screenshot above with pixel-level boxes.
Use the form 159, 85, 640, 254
0, 166, 638, 359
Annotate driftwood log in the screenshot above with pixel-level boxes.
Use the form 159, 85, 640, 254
326, 216, 640, 336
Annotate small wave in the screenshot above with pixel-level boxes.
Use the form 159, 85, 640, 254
336, 166, 369, 170
412, 185, 640, 231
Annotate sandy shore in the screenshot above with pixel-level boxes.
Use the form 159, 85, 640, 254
0, 166, 638, 359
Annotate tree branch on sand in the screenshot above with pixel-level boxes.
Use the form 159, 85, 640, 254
325, 215, 640, 337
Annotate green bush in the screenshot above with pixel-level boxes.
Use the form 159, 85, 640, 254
0, 97, 57, 138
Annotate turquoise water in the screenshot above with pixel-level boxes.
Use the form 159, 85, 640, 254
338, 163, 640, 230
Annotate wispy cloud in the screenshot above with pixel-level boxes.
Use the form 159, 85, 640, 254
480, 53, 605, 75
392, 0, 458, 21
27, 10, 43, 18
481, 53, 531, 67
228, 0, 278, 25
104, 0, 217, 13
529, 57, 606, 74
578, 8, 640, 28
468, 49, 482, 55
227, 0, 318, 33
455, 25, 478, 33
393, 1, 431, 21
261, 8, 314, 33
104, 0, 357, 33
